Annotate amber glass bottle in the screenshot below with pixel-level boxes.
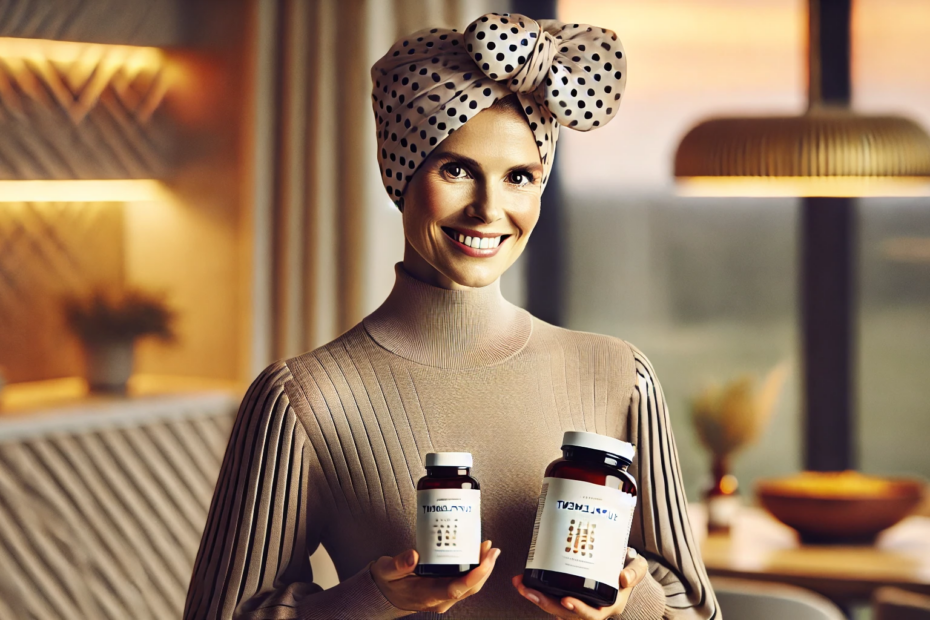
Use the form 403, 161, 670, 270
415, 452, 481, 577
524, 432, 637, 607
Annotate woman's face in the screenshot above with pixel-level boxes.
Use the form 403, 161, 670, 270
401, 104, 543, 290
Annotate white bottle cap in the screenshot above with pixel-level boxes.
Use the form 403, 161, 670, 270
562, 431, 635, 461
425, 452, 473, 468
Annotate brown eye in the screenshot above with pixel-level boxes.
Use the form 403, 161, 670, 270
510, 171, 531, 186
444, 164, 467, 179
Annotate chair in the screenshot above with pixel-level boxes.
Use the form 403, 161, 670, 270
873, 587, 930, 620
711, 577, 846, 620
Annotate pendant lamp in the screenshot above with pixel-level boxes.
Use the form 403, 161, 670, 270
673, 0, 930, 471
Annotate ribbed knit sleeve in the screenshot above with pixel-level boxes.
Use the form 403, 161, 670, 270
623, 344, 719, 620
184, 361, 404, 620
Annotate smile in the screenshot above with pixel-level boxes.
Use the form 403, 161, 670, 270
441, 227, 511, 257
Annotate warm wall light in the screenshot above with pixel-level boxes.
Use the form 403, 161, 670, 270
0, 37, 163, 70
0, 35, 170, 132
0, 180, 170, 202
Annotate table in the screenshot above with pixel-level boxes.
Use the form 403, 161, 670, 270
693, 504, 930, 609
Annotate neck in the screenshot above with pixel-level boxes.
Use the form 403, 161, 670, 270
363, 263, 532, 368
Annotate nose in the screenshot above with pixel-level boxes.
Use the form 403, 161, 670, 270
464, 180, 505, 224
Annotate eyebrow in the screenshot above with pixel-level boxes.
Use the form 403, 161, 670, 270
436, 152, 544, 174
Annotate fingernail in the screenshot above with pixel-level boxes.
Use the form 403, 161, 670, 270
563, 601, 575, 610
493, 549, 501, 561
404, 550, 415, 566
526, 592, 540, 604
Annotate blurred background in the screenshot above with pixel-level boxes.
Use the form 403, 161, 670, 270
0, 0, 928, 618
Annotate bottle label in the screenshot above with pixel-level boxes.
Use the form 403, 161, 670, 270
416, 488, 481, 566
525, 477, 637, 586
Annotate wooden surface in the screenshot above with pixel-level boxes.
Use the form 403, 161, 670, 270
694, 505, 930, 605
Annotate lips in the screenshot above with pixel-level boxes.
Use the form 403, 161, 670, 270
441, 227, 511, 257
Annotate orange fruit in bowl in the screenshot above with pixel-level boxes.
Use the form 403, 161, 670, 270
756, 471, 925, 544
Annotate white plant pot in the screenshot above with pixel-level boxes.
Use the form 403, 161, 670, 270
84, 339, 135, 394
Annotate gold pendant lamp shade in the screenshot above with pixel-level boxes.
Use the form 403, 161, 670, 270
674, 109, 930, 197
673, 0, 930, 198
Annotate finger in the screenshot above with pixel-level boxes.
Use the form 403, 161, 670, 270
371, 549, 418, 581
512, 574, 583, 619
559, 596, 615, 620
423, 543, 498, 605
415, 543, 497, 608
619, 554, 649, 589
457, 541, 496, 597
625, 547, 638, 563
477, 539, 492, 563
447, 546, 500, 599
456, 541, 496, 591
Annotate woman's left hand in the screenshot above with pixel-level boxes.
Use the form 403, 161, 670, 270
512, 548, 649, 620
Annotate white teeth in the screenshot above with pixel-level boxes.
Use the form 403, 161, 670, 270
451, 231, 504, 250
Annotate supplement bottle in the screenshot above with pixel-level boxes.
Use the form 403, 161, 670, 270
524, 431, 637, 607
415, 452, 481, 577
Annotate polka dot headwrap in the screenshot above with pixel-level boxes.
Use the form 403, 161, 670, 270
371, 12, 627, 207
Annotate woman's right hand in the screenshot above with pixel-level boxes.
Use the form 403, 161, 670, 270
370, 539, 501, 615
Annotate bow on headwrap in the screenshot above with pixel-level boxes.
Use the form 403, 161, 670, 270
371, 12, 626, 207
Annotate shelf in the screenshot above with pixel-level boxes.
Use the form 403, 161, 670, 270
0, 373, 246, 417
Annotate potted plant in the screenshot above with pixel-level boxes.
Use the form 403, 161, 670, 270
690, 362, 789, 533
62, 287, 177, 394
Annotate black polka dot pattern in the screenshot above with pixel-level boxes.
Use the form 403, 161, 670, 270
370, 12, 626, 207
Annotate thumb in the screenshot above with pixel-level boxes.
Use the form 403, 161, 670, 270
372, 549, 418, 581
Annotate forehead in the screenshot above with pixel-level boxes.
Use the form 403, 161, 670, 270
432, 106, 541, 166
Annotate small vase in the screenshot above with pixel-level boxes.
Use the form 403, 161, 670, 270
83, 339, 135, 394
703, 454, 741, 534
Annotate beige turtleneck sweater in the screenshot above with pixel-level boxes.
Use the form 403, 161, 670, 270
185, 264, 718, 619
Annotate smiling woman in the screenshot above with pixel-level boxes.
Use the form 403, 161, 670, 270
401, 95, 543, 290
185, 11, 718, 620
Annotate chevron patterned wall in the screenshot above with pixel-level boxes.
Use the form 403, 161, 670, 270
0, 0, 181, 45
0, 3, 243, 617
0, 1, 182, 381
0, 37, 172, 179
0, 202, 124, 382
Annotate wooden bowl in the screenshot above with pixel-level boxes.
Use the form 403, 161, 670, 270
756, 471, 925, 544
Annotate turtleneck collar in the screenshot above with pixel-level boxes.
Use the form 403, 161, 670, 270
363, 263, 533, 369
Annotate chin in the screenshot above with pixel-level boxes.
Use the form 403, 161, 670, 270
439, 260, 507, 289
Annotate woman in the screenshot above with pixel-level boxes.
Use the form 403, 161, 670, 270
185, 12, 718, 620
